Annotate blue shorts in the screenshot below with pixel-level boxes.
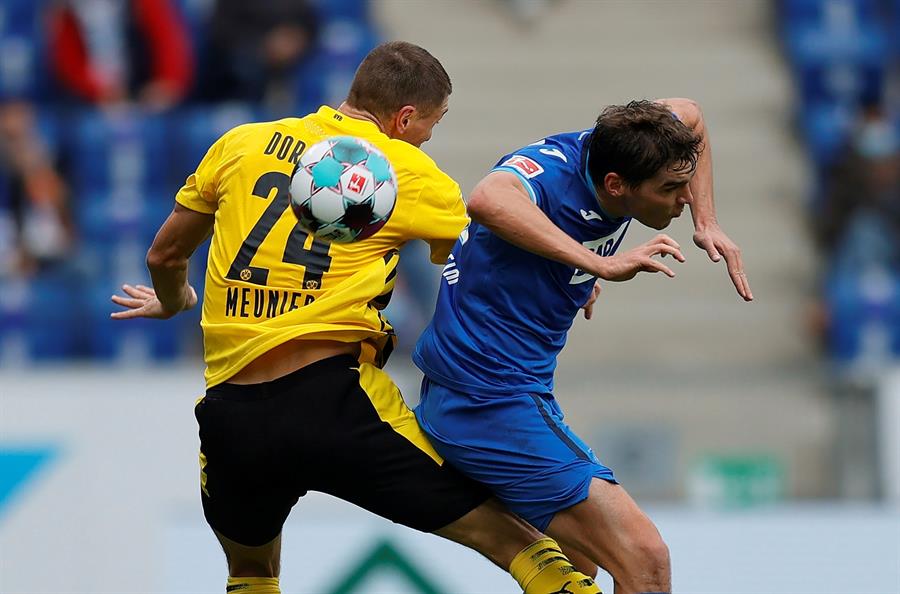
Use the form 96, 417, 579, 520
414, 377, 617, 531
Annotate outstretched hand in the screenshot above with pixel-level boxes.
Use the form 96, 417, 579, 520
110, 284, 197, 320
693, 223, 753, 301
596, 233, 685, 282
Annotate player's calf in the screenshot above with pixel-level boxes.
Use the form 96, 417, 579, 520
435, 500, 601, 593
509, 538, 601, 594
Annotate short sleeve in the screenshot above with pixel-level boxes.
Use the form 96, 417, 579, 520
407, 166, 469, 264
174, 132, 228, 214
492, 150, 550, 209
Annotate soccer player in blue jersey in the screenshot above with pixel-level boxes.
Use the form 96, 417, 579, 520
414, 99, 752, 594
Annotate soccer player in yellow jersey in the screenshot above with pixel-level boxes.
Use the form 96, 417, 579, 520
111, 42, 601, 594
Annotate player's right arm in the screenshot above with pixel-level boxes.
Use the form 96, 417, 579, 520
112, 127, 228, 320
467, 171, 684, 281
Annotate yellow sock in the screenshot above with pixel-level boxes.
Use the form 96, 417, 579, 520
509, 538, 602, 594
226, 576, 280, 594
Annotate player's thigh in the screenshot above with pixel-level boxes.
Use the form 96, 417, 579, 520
545, 478, 669, 579
195, 388, 300, 548
314, 362, 492, 534
417, 383, 615, 532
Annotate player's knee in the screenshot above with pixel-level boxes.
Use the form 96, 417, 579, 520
642, 536, 670, 574
627, 532, 670, 584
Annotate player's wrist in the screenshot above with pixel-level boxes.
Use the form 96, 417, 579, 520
160, 286, 195, 317
692, 214, 719, 233
588, 253, 617, 281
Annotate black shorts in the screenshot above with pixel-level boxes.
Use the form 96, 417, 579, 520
194, 354, 490, 546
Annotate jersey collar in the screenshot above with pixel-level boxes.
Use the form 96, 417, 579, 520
316, 105, 385, 137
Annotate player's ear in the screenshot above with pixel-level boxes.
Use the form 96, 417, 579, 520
604, 172, 625, 197
394, 105, 416, 133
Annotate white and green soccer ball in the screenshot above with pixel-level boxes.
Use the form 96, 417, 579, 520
290, 136, 398, 243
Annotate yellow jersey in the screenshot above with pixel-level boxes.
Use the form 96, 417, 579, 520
175, 106, 468, 387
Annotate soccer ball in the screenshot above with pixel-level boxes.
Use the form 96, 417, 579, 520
290, 136, 398, 243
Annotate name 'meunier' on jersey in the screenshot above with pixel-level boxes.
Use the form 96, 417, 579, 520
413, 130, 633, 396
175, 106, 469, 387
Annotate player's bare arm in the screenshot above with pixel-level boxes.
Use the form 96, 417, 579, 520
110, 203, 213, 319
657, 97, 753, 302
467, 170, 684, 282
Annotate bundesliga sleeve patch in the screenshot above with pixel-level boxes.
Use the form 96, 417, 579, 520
501, 155, 544, 179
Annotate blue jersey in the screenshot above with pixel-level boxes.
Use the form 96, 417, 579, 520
413, 130, 632, 395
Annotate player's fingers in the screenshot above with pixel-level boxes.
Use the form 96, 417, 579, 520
583, 301, 594, 320
732, 269, 753, 301
655, 244, 685, 263
643, 258, 675, 278
699, 237, 721, 262
734, 269, 753, 301
123, 284, 154, 298
654, 234, 681, 251
110, 306, 149, 320
111, 295, 145, 309
722, 247, 753, 301
134, 284, 157, 296
121, 284, 151, 299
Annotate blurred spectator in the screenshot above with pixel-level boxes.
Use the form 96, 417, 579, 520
0, 101, 74, 276
813, 103, 900, 275
198, 0, 318, 111
807, 102, 900, 360
47, 0, 194, 111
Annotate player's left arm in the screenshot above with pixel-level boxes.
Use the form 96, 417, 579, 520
657, 97, 753, 302
110, 204, 213, 319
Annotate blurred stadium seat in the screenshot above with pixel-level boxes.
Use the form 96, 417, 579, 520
0, 0, 47, 101
0, 0, 378, 364
779, 0, 900, 371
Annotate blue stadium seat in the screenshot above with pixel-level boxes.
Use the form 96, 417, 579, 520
66, 109, 174, 196
309, 0, 370, 23
0, 0, 46, 100
0, 272, 88, 361
800, 101, 855, 167
827, 269, 900, 365
74, 190, 172, 247
893, 0, 900, 57
172, 104, 259, 181
779, 0, 882, 27
785, 22, 888, 105
293, 20, 378, 112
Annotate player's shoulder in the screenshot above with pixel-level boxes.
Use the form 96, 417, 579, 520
212, 119, 300, 150
377, 138, 439, 169
375, 138, 454, 186
238, 118, 307, 138
496, 130, 589, 182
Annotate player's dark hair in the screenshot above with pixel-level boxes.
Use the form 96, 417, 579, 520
587, 100, 703, 188
347, 41, 451, 121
